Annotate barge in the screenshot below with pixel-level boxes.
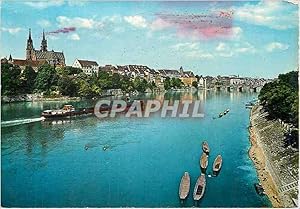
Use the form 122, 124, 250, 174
41, 101, 144, 119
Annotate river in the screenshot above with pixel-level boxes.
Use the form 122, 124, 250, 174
1, 90, 271, 207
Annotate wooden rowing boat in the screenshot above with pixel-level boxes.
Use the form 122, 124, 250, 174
200, 153, 208, 170
193, 174, 206, 201
202, 141, 210, 154
213, 155, 222, 173
179, 172, 190, 200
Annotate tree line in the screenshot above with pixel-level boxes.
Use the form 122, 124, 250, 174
259, 71, 298, 126
1, 63, 157, 98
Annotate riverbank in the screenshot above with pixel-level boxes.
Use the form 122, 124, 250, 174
249, 105, 298, 208
1, 94, 82, 103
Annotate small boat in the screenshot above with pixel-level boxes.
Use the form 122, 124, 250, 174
213, 155, 223, 174
202, 141, 210, 154
226, 109, 230, 113
218, 112, 223, 118
254, 183, 265, 196
179, 172, 190, 200
193, 174, 206, 201
200, 153, 208, 170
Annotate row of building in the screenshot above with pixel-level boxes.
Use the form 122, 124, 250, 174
1, 28, 271, 89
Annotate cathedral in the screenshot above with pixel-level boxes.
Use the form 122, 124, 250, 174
26, 29, 65, 66
2, 29, 65, 70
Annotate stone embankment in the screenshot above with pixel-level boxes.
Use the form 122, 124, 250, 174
249, 105, 298, 207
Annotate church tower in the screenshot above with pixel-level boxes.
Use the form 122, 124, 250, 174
40, 29, 47, 52
26, 28, 35, 60
179, 66, 184, 76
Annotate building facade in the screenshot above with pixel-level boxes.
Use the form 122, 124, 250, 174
72, 59, 99, 75
5, 29, 65, 71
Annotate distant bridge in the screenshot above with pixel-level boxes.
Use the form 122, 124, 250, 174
215, 84, 263, 92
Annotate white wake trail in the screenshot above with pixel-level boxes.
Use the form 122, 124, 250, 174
1, 117, 45, 127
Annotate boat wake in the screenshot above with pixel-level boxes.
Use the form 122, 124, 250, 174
1, 117, 45, 127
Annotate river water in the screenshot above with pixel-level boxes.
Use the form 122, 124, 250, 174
1, 90, 271, 207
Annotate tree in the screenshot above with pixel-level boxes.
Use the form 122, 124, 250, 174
34, 64, 58, 93
164, 77, 171, 90
57, 76, 78, 97
21, 66, 37, 93
133, 77, 147, 92
1, 63, 22, 95
259, 71, 298, 126
171, 77, 183, 88
192, 81, 198, 88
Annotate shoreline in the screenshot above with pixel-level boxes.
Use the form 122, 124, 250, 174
249, 106, 282, 207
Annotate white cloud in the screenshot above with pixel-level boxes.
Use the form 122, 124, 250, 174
124, 15, 147, 28
37, 19, 51, 28
265, 42, 289, 52
56, 16, 97, 29
68, 33, 80, 40
185, 51, 214, 59
231, 27, 243, 40
67, 0, 86, 6
234, 42, 256, 54
48, 35, 59, 40
215, 41, 256, 57
235, 1, 298, 30
171, 42, 214, 59
24, 0, 64, 9
1, 27, 22, 34
216, 42, 228, 51
171, 42, 200, 51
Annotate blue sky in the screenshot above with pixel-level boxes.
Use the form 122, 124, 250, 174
1, 0, 298, 78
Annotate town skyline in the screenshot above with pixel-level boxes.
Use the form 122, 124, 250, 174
1, 1, 298, 78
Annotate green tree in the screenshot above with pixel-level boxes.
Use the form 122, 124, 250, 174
21, 66, 37, 93
259, 71, 298, 126
192, 81, 198, 88
171, 77, 183, 88
57, 76, 79, 97
1, 63, 22, 95
34, 64, 58, 93
133, 77, 147, 92
164, 77, 171, 90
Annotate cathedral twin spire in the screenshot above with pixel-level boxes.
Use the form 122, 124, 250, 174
26, 28, 47, 52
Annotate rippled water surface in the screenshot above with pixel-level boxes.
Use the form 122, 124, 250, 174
1, 91, 271, 207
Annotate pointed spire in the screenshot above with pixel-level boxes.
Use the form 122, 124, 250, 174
41, 29, 47, 52
28, 28, 32, 40
42, 29, 45, 40
9, 54, 12, 61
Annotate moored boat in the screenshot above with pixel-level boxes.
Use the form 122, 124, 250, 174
218, 112, 223, 118
200, 153, 208, 170
179, 172, 190, 200
202, 141, 210, 154
213, 155, 223, 174
193, 174, 206, 201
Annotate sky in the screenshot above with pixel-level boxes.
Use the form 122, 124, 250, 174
1, 0, 298, 78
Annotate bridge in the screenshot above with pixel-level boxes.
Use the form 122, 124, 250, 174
215, 84, 263, 92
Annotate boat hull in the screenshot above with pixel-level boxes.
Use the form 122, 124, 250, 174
193, 174, 206, 201
202, 141, 210, 154
200, 153, 208, 173
212, 155, 223, 176
179, 172, 190, 200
